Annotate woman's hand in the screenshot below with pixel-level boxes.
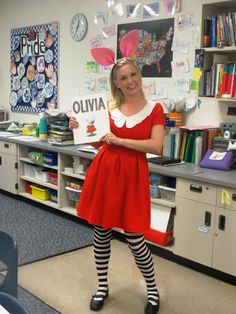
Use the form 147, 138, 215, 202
69, 117, 79, 129
100, 132, 123, 146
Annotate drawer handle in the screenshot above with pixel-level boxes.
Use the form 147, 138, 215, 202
232, 193, 236, 201
204, 211, 211, 226
190, 184, 202, 193
218, 215, 226, 231
4, 143, 9, 149
0, 156, 1, 165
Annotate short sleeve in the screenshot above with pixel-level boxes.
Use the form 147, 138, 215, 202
152, 103, 165, 126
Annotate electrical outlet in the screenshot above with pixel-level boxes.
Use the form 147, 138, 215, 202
227, 106, 236, 116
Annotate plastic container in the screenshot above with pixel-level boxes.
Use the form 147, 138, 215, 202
34, 167, 49, 182
65, 186, 81, 202
48, 171, 58, 185
43, 152, 58, 166
144, 228, 173, 246
158, 185, 176, 202
49, 189, 58, 203
25, 181, 32, 194
23, 163, 35, 178
31, 185, 50, 200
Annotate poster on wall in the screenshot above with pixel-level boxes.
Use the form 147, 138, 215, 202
9, 22, 59, 113
117, 18, 174, 77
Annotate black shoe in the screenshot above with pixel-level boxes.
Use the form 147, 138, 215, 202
90, 290, 109, 311
145, 299, 160, 314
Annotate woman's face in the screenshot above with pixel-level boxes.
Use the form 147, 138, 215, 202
114, 63, 142, 98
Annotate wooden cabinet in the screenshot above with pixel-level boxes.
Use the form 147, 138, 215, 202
175, 178, 236, 276
0, 141, 18, 194
174, 178, 217, 266
212, 186, 236, 276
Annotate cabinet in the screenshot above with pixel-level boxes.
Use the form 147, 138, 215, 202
0, 140, 18, 194
175, 178, 236, 276
200, 1, 236, 99
212, 186, 236, 276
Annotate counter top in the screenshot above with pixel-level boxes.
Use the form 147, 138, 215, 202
1, 134, 236, 189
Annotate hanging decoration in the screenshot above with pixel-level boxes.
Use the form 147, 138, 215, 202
9, 22, 59, 113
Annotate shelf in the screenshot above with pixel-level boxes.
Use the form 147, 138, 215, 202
151, 198, 175, 208
20, 157, 58, 170
61, 171, 86, 180
19, 192, 59, 209
20, 175, 58, 190
204, 47, 236, 52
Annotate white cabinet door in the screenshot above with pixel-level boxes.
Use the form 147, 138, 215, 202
0, 152, 18, 194
174, 197, 216, 266
212, 207, 236, 276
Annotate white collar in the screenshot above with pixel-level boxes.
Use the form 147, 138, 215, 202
110, 101, 156, 128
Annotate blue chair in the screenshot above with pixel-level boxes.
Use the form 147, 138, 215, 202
0, 292, 28, 314
0, 229, 18, 297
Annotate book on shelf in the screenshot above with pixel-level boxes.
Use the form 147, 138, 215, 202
70, 93, 110, 145
211, 12, 236, 47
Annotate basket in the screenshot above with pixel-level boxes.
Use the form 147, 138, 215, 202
23, 163, 35, 178
31, 185, 50, 200
65, 186, 81, 202
158, 185, 176, 202
34, 167, 49, 182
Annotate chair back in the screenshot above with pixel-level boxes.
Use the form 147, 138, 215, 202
0, 292, 28, 314
0, 229, 18, 297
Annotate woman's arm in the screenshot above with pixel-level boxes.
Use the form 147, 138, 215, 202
102, 124, 165, 155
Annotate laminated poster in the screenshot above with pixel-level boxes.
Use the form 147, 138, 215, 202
71, 93, 110, 145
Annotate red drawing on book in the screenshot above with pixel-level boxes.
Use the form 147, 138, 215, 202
86, 118, 97, 136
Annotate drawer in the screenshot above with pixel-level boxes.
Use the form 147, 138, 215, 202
176, 178, 217, 205
217, 187, 236, 211
0, 141, 17, 155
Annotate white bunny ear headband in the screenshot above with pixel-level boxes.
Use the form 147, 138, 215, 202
91, 30, 139, 66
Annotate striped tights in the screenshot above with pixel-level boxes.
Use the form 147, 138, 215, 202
93, 225, 159, 305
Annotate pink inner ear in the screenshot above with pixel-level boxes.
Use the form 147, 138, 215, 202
119, 30, 139, 58
91, 47, 115, 66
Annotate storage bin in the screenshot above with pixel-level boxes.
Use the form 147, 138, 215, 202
48, 171, 58, 185
144, 228, 173, 246
31, 185, 50, 200
43, 152, 58, 166
34, 167, 49, 182
23, 163, 35, 178
65, 186, 81, 202
25, 181, 32, 194
158, 185, 176, 202
28, 149, 44, 163
49, 189, 58, 203
150, 185, 159, 198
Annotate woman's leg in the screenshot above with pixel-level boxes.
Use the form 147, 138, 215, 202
125, 232, 159, 308
92, 225, 112, 301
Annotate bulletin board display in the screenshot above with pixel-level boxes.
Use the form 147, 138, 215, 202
117, 18, 174, 78
9, 22, 59, 113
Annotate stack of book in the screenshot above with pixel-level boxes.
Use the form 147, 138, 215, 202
203, 61, 236, 98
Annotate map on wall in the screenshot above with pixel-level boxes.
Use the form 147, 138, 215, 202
9, 22, 59, 113
117, 18, 174, 78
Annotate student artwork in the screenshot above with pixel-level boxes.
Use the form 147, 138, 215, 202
126, 4, 141, 18
194, 49, 204, 68
164, 0, 181, 15
117, 19, 174, 77
10, 22, 58, 113
143, 2, 160, 18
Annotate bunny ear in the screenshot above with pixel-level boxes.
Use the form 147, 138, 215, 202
91, 47, 115, 66
119, 29, 139, 58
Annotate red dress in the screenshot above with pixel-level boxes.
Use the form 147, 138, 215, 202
77, 102, 165, 233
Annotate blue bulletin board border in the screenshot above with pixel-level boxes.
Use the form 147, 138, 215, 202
10, 22, 59, 113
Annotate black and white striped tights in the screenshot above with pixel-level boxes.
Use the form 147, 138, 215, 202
93, 225, 159, 305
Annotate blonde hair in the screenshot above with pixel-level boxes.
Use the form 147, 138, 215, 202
108, 59, 145, 109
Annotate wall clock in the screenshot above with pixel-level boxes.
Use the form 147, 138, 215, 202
70, 13, 88, 42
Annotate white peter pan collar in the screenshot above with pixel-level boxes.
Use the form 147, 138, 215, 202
110, 101, 156, 128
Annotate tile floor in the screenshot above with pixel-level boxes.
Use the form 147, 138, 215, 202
18, 240, 236, 314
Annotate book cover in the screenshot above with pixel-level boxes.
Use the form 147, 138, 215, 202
71, 93, 110, 145
211, 15, 217, 47
179, 129, 188, 161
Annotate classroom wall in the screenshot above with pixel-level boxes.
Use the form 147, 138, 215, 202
0, 0, 235, 125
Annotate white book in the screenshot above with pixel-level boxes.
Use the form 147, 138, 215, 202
71, 93, 110, 145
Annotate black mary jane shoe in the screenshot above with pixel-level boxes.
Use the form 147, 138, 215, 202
90, 291, 109, 311
145, 299, 160, 314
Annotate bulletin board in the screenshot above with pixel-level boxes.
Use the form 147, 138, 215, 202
9, 22, 59, 113
117, 18, 174, 78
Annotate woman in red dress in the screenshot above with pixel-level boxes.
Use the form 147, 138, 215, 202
70, 58, 165, 314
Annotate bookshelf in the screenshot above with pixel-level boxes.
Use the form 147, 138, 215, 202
200, 0, 236, 101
